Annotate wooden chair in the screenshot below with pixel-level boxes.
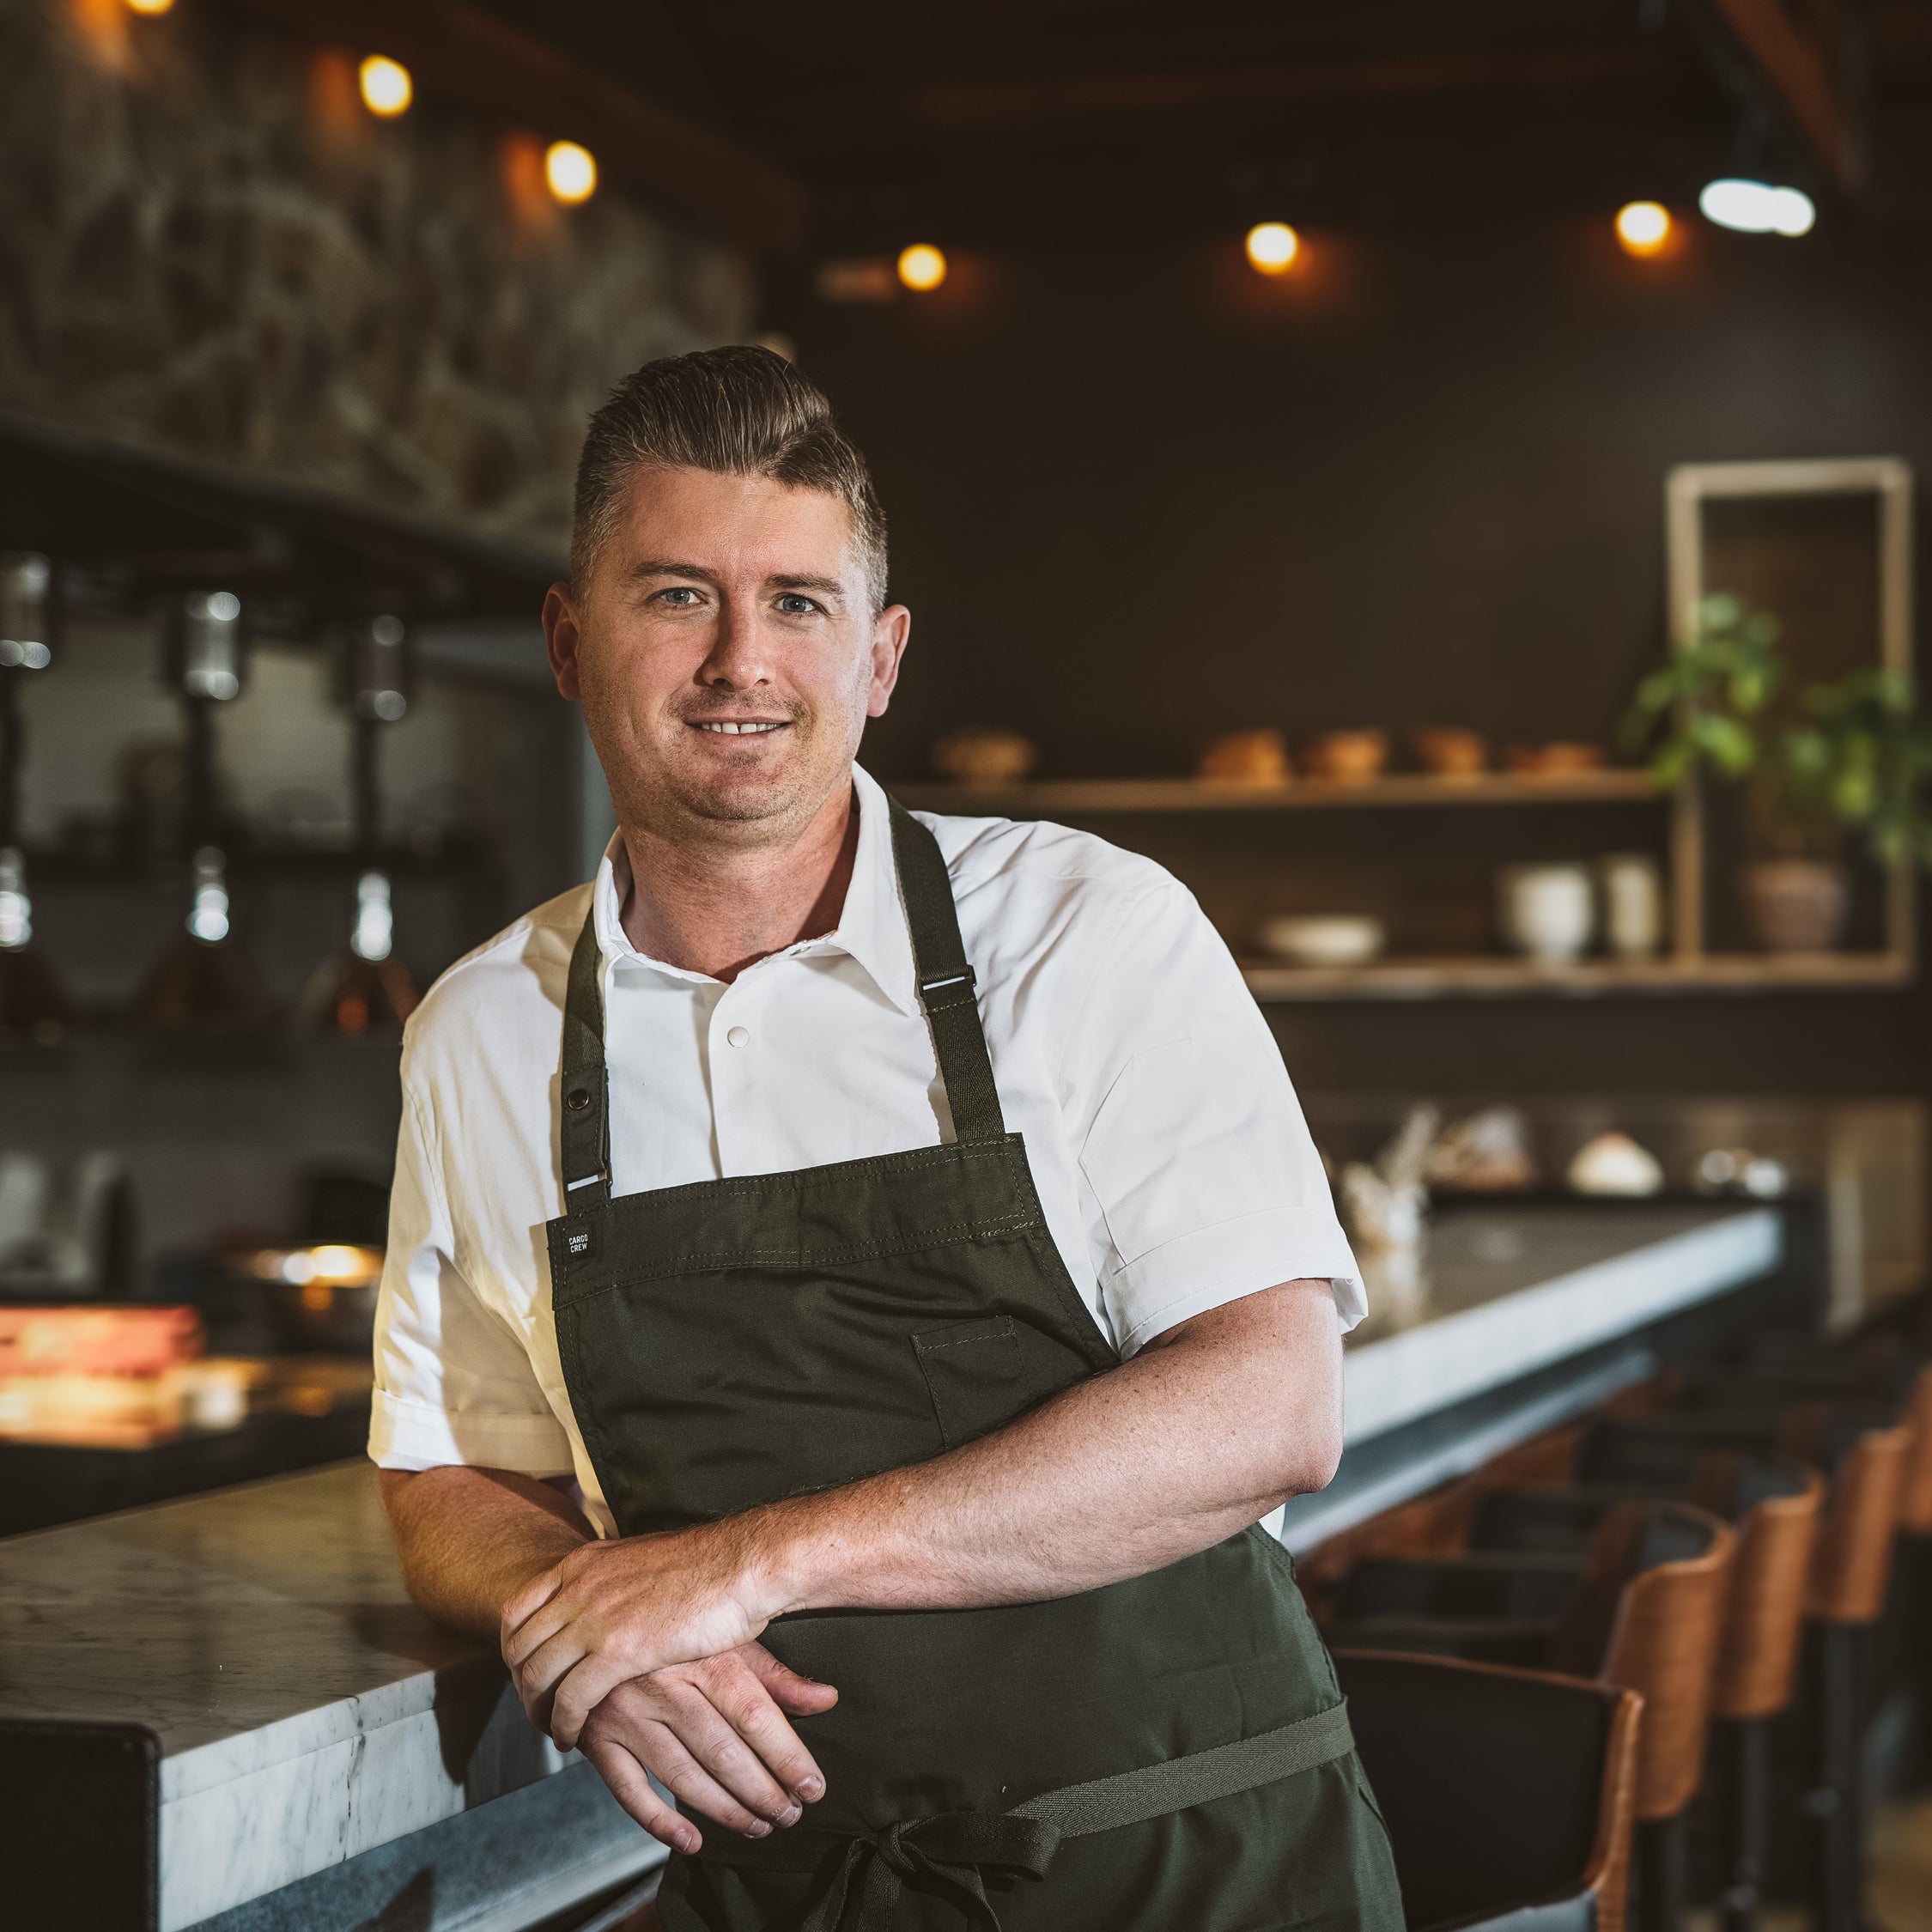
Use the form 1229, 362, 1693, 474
1335, 1649, 1642, 1932
1467, 1451, 1823, 1932
1325, 1500, 1734, 1932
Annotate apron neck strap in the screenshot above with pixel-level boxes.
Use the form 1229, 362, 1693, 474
556, 795, 1007, 1212
560, 910, 612, 1212
887, 798, 1007, 1145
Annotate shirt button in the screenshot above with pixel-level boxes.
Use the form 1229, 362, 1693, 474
726, 1025, 750, 1048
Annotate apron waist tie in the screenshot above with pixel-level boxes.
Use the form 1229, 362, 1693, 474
700, 1698, 1356, 1931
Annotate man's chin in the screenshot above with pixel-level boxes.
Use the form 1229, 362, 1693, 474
662, 757, 817, 828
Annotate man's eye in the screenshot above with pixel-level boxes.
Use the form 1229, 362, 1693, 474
776, 595, 819, 616
659, 587, 701, 606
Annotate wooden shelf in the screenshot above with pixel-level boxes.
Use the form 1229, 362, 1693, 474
1241, 951, 1917, 1002
895, 771, 1661, 814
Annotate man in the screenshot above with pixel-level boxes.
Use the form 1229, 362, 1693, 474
373, 346, 1400, 1931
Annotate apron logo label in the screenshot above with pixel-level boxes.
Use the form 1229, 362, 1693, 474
568, 1227, 593, 1256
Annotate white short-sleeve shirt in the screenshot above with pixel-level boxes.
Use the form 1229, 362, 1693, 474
369, 763, 1364, 1535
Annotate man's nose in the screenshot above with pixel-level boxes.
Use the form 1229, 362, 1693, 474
700, 599, 773, 688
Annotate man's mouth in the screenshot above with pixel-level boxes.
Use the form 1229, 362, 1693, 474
690, 720, 789, 736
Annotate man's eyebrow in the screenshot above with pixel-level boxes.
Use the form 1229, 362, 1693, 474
769, 574, 846, 598
627, 560, 717, 583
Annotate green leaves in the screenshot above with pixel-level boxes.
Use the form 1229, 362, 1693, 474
1624, 595, 1932, 871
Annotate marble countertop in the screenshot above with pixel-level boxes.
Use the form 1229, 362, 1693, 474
0, 1200, 1780, 1929
1340, 1200, 1782, 1444
0, 1461, 641, 1930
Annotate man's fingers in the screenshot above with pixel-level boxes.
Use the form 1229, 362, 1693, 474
703, 1664, 827, 1802
738, 1644, 840, 1718
551, 1651, 635, 1752
501, 1569, 566, 1651
580, 1735, 701, 1856
511, 1625, 586, 1718
638, 1719, 783, 1838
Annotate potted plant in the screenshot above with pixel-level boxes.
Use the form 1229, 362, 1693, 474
1624, 595, 1932, 952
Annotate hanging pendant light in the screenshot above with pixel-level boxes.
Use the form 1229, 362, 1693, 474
297, 614, 419, 1035
0, 552, 72, 1044
130, 592, 274, 1033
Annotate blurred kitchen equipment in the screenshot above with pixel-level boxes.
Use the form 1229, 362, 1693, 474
1257, 914, 1388, 969
1198, 729, 1290, 786
1741, 859, 1850, 953
0, 552, 71, 1042
246, 1241, 385, 1352
1567, 1131, 1666, 1196
1340, 1103, 1437, 1326
929, 728, 1038, 788
1412, 726, 1488, 780
1499, 864, 1596, 962
1303, 729, 1389, 784
1504, 742, 1607, 778
1599, 853, 1665, 960
298, 615, 420, 1034
1696, 1146, 1791, 1198
1424, 1106, 1539, 1192
0, 1151, 137, 1298
131, 592, 274, 1031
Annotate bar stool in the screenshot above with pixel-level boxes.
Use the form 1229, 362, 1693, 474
1335, 1649, 1642, 1932
1585, 1401, 1910, 1932
1325, 1499, 1735, 1932
1459, 1449, 1822, 1932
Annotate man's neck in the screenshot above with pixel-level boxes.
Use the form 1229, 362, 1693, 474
613, 778, 860, 983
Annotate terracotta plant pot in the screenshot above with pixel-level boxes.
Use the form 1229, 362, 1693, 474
1741, 860, 1850, 953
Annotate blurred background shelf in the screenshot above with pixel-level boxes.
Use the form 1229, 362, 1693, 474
1242, 951, 1917, 1001
895, 771, 1662, 814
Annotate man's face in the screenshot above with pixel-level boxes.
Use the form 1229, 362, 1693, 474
545, 465, 909, 841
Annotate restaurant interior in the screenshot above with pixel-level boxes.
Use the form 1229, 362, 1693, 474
4, 0, 1932, 1928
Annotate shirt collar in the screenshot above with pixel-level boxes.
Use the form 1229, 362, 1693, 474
589, 762, 921, 1018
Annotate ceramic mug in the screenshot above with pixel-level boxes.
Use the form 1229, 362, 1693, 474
1499, 864, 1595, 962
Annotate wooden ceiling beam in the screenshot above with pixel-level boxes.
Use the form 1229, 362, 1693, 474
1698, 0, 1863, 186
218, 0, 808, 252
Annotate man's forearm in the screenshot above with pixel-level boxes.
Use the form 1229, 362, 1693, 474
743, 1277, 1341, 1621
380, 1465, 593, 1641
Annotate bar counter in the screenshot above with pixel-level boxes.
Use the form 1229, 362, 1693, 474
2, 1199, 1787, 1932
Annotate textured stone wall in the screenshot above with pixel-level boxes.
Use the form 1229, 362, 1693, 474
0, 0, 756, 550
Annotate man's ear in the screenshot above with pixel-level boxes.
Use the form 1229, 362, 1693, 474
866, 605, 912, 719
544, 583, 583, 702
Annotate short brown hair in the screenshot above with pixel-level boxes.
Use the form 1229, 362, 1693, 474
570, 345, 888, 611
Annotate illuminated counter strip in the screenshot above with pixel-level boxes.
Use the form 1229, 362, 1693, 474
0, 1463, 664, 1931
1275, 1202, 1787, 1554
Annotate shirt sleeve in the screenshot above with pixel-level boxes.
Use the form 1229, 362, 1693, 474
368, 1082, 577, 1475
1064, 878, 1364, 1353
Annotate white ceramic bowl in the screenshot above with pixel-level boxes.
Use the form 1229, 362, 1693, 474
1257, 915, 1388, 968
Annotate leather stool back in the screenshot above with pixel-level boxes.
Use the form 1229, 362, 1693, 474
1334, 1649, 1641, 1932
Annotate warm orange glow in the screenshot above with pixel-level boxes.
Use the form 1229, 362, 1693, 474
358, 55, 412, 117
896, 244, 948, 292
544, 140, 598, 204
125, 0, 174, 15
1615, 201, 1673, 257
1245, 222, 1301, 274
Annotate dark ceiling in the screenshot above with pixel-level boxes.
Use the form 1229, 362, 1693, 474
460, 0, 1932, 248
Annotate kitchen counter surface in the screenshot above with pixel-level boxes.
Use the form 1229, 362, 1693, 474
1, 1200, 1783, 1929
0, 1461, 658, 1931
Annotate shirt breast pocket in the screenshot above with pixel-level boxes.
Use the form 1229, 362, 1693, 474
912, 1316, 1024, 1450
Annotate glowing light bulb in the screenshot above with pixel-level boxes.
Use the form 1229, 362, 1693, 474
544, 141, 598, 204
896, 244, 948, 292
125, 0, 175, 15
358, 56, 413, 118
1245, 223, 1301, 274
1615, 202, 1672, 256
1699, 179, 1815, 237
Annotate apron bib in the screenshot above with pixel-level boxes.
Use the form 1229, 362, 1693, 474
545, 799, 1401, 1932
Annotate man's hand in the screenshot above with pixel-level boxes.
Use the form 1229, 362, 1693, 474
502, 1519, 781, 1749
576, 1643, 838, 1854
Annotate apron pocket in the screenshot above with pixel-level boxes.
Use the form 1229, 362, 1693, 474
914, 1315, 1024, 1449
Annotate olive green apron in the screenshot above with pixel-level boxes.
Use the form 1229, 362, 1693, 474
546, 798, 1402, 1932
